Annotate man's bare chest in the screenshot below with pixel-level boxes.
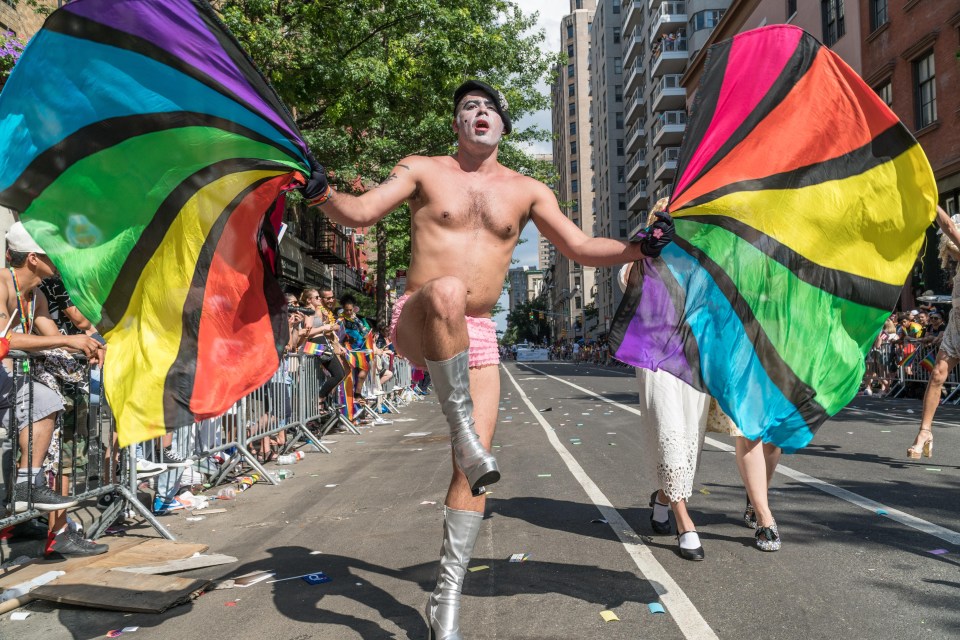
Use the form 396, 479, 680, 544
415, 185, 528, 241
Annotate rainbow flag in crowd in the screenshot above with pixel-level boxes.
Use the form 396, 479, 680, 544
0, 0, 312, 445
920, 352, 937, 373
898, 349, 918, 368
339, 371, 356, 421
609, 26, 936, 452
303, 341, 325, 356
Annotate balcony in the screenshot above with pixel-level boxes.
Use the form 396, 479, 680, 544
307, 220, 351, 265
652, 146, 681, 181
624, 32, 645, 66
654, 183, 672, 203
624, 57, 645, 95
648, 0, 663, 10
624, 1, 645, 34
651, 73, 685, 111
625, 119, 646, 153
650, 36, 689, 77
627, 179, 649, 211
651, 109, 686, 146
628, 209, 650, 237
625, 89, 645, 125
649, 2, 687, 41
626, 148, 648, 182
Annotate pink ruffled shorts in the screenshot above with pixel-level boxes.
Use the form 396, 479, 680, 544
390, 293, 500, 368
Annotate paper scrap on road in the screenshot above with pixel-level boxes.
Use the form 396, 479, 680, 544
508, 553, 530, 563
11, 612, 30, 620
537, 474, 552, 478
540, 407, 552, 412
648, 602, 666, 614
699, 488, 711, 495
591, 518, 608, 524
233, 570, 275, 587
404, 432, 430, 437
325, 484, 338, 488
185, 516, 204, 522
928, 549, 949, 555
420, 501, 437, 505
926, 468, 941, 472
607, 432, 616, 435
876, 509, 888, 515
600, 610, 620, 622
609, 442, 617, 446
303, 573, 331, 585
468, 565, 490, 572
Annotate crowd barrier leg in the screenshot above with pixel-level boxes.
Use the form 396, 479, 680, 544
88, 444, 174, 540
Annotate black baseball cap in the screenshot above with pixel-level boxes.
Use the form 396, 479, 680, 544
453, 80, 512, 134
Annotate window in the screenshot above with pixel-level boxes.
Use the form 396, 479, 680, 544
572, 179, 579, 193
576, 0, 583, 8
568, 102, 576, 116
914, 51, 936, 129
614, 84, 623, 101
617, 166, 625, 183
568, 44, 575, 58
571, 160, 578, 173
875, 81, 892, 107
575, 297, 582, 310
612, 0, 621, 15
786, 0, 797, 18
618, 193, 626, 211
821, 0, 845, 46
567, 22, 574, 39
691, 10, 724, 32
570, 122, 577, 135
570, 140, 577, 155
614, 57, 623, 74
567, 63, 575, 78
572, 199, 579, 212
568, 83, 575, 97
615, 112, 624, 128
616, 139, 624, 156
869, 0, 887, 32
613, 27, 621, 44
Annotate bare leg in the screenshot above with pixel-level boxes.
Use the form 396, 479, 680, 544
671, 497, 696, 534
736, 436, 775, 527
911, 353, 955, 455
17, 415, 55, 473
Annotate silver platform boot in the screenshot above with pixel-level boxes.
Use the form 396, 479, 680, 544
425, 507, 483, 640
425, 351, 499, 495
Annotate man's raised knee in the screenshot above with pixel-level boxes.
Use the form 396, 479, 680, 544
422, 277, 467, 319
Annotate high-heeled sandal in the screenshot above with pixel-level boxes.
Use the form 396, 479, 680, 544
648, 490, 672, 535
906, 428, 933, 459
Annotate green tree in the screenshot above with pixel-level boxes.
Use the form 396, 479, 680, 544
504, 294, 549, 345
216, 0, 559, 327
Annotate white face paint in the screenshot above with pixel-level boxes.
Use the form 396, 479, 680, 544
454, 92, 504, 148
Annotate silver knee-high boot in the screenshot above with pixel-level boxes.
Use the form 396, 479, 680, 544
425, 351, 499, 495
425, 507, 483, 640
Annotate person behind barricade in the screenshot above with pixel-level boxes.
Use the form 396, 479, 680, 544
0, 222, 107, 556
301, 287, 348, 412
338, 294, 373, 416
908, 206, 960, 459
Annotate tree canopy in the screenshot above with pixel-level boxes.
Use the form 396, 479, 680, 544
216, 0, 559, 324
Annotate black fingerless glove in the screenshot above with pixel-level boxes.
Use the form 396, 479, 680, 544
636, 210, 675, 258
302, 150, 331, 204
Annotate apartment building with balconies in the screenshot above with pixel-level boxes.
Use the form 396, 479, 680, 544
551, 0, 598, 340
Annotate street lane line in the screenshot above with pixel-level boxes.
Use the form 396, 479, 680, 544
502, 365, 718, 640
840, 405, 958, 429
519, 364, 960, 547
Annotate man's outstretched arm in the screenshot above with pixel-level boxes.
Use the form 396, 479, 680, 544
302, 154, 422, 227
529, 180, 673, 266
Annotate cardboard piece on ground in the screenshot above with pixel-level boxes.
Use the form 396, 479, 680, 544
87, 540, 209, 571
0, 537, 144, 590
114, 554, 238, 575
600, 610, 619, 622
31, 568, 209, 613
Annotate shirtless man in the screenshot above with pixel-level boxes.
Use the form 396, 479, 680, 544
301, 80, 673, 639
1, 222, 104, 554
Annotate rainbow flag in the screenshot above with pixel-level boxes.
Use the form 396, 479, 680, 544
920, 352, 937, 373
339, 371, 356, 421
610, 26, 936, 452
303, 341, 325, 356
898, 349, 918, 368
364, 331, 375, 352
0, 0, 311, 445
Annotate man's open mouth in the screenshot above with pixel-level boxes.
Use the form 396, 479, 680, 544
475, 119, 490, 132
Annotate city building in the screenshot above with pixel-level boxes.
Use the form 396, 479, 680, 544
551, 0, 598, 341
588, 0, 626, 337
507, 265, 542, 313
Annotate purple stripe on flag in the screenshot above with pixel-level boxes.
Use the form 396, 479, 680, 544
614, 260, 693, 385
63, 0, 302, 148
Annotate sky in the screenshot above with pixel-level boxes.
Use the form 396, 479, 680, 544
494, 0, 565, 332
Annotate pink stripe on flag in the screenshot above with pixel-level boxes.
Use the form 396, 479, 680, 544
673, 25, 804, 200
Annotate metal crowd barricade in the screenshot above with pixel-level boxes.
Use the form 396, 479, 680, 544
0, 351, 172, 543
884, 338, 960, 401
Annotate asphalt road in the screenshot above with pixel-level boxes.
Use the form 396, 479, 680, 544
6, 361, 959, 640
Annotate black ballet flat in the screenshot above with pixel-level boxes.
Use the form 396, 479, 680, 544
677, 530, 705, 561
648, 490, 672, 535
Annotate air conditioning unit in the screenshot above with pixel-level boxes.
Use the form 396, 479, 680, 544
342, 227, 354, 236
354, 234, 365, 245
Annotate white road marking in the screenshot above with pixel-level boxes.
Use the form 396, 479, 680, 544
519, 363, 960, 547
502, 365, 718, 640
840, 405, 957, 429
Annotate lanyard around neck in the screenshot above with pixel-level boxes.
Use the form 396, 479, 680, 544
8, 267, 35, 335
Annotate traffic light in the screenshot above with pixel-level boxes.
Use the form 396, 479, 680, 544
539, 312, 545, 320
528, 312, 535, 321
